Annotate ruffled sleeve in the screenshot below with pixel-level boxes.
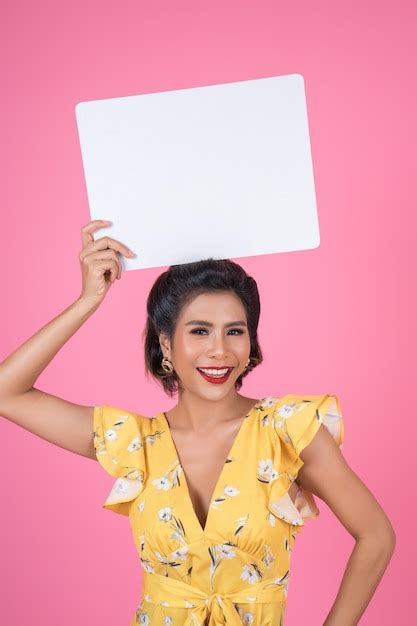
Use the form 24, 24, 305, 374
267, 394, 344, 533
93, 405, 146, 516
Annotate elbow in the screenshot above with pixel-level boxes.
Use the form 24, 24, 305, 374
377, 517, 397, 552
356, 519, 397, 555
385, 525, 396, 555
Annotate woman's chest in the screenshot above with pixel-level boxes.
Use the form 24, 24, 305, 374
129, 415, 281, 544
166, 424, 248, 532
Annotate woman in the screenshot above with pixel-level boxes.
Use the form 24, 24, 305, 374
0, 219, 396, 625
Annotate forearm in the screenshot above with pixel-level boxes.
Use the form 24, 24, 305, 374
0, 297, 99, 396
323, 532, 396, 626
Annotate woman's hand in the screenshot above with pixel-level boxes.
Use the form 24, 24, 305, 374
78, 219, 136, 307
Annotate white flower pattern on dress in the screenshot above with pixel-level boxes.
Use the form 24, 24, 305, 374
234, 514, 250, 536
266, 511, 277, 527
240, 564, 262, 584
152, 476, 172, 490
171, 546, 188, 560
93, 394, 344, 626
159, 506, 173, 522
210, 484, 240, 510
127, 435, 142, 452
208, 542, 238, 588
262, 544, 275, 569
104, 428, 118, 441
236, 608, 254, 624
215, 543, 236, 559
261, 414, 270, 427
257, 459, 279, 483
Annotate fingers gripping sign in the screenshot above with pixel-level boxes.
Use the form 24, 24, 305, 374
78, 219, 136, 307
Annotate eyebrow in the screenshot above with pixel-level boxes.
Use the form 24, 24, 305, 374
185, 320, 247, 328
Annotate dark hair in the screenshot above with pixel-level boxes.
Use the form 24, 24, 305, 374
142, 258, 263, 397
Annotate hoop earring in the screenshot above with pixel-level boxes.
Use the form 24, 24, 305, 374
161, 356, 174, 373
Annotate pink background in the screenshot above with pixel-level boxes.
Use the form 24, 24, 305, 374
1, 1, 415, 624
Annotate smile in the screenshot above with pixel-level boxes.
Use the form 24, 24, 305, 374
196, 367, 234, 384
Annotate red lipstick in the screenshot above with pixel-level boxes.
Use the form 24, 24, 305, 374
196, 367, 233, 385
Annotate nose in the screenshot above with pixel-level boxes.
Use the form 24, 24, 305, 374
207, 332, 228, 357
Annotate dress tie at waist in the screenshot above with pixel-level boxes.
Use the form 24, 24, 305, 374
141, 570, 287, 625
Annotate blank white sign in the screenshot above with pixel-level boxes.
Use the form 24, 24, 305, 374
75, 73, 320, 271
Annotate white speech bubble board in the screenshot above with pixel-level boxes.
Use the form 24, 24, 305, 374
75, 74, 320, 271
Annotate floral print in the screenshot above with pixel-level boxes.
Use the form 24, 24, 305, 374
93, 394, 344, 625
210, 484, 240, 510
257, 458, 279, 483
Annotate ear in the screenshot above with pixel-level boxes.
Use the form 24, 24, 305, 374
159, 333, 171, 358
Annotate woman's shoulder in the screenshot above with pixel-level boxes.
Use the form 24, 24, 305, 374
93, 403, 161, 439
262, 393, 344, 449
260, 393, 341, 410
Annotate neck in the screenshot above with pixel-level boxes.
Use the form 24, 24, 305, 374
164, 391, 258, 433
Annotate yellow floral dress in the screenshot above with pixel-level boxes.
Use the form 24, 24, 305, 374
93, 393, 344, 626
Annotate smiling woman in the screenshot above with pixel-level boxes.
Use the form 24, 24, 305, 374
142, 257, 264, 397
0, 225, 396, 626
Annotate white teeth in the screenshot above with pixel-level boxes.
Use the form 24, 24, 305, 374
198, 368, 230, 376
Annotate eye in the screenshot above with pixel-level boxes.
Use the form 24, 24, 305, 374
190, 328, 244, 336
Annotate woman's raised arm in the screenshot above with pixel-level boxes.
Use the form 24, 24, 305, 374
0, 219, 136, 459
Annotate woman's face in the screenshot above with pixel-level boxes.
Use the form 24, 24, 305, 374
159, 291, 252, 398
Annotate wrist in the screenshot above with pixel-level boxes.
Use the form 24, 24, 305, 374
73, 295, 102, 317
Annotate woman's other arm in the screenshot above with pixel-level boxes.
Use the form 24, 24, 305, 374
0, 220, 135, 460
297, 424, 396, 626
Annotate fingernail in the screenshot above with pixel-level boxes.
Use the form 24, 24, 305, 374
128, 250, 136, 257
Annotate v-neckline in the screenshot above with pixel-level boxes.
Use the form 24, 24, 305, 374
158, 398, 264, 536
